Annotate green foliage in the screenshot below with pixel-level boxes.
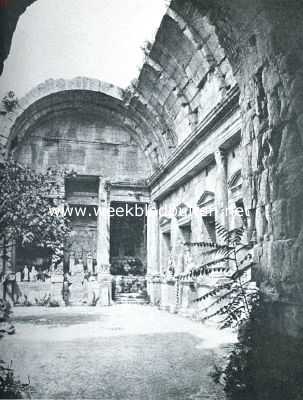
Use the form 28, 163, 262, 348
180, 222, 258, 328
0, 151, 71, 268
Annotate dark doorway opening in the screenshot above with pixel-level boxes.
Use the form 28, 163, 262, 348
110, 202, 147, 276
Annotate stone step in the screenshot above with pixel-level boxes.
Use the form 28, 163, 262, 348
115, 299, 148, 304
114, 293, 149, 304
114, 296, 148, 301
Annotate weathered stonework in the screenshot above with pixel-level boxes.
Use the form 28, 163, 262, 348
1, 0, 303, 338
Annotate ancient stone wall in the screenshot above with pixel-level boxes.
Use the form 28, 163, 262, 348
0, 78, 176, 168
15, 110, 151, 180
1, 0, 303, 335
141, 0, 303, 334
209, 0, 303, 335
134, 2, 236, 146
155, 139, 241, 275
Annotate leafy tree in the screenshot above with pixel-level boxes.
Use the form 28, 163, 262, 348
0, 150, 71, 275
177, 222, 258, 328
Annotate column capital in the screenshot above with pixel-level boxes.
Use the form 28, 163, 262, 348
98, 176, 111, 202
149, 200, 158, 211
99, 176, 111, 187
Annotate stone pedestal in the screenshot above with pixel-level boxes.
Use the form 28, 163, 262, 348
87, 277, 99, 304
97, 264, 112, 306
179, 280, 195, 316
50, 274, 64, 305
160, 277, 176, 311
68, 260, 86, 304
87, 255, 93, 274
160, 281, 169, 310
147, 274, 161, 305
69, 253, 75, 273
167, 279, 177, 313
70, 277, 83, 305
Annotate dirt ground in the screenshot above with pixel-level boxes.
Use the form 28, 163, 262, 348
0, 305, 236, 399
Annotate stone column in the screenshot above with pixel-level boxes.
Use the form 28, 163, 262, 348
69, 252, 75, 273
146, 201, 159, 275
96, 177, 112, 306
97, 177, 110, 269
214, 148, 229, 234
146, 201, 161, 304
87, 253, 93, 274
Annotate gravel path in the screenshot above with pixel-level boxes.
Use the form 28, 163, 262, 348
0, 305, 236, 399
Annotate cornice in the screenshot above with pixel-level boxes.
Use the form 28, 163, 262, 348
147, 85, 240, 187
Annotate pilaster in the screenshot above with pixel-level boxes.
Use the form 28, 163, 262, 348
214, 148, 229, 232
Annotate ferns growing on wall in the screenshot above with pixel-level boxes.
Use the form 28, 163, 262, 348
176, 222, 258, 328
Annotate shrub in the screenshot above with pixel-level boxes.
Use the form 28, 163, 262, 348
48, 299, 60, 307
35, 294, 51, 306
0, 300, 31, 398
0, 361, 31, 399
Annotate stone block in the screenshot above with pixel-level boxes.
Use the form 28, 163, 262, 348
55, 79, 67, 91
206, 34, 225, 63
262, 64, 281, 94
268, 92, 281, 128
289, 92, 303, 118
251, 138, 259, 172
258, 169, 270, 205
297, 114, 303, 144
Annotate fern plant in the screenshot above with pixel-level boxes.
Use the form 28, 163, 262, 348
178, 222, 258, 329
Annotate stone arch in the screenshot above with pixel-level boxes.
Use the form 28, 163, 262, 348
137, 4, 236, 143
1, 0, 237, 146
0, 77, 173, 168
